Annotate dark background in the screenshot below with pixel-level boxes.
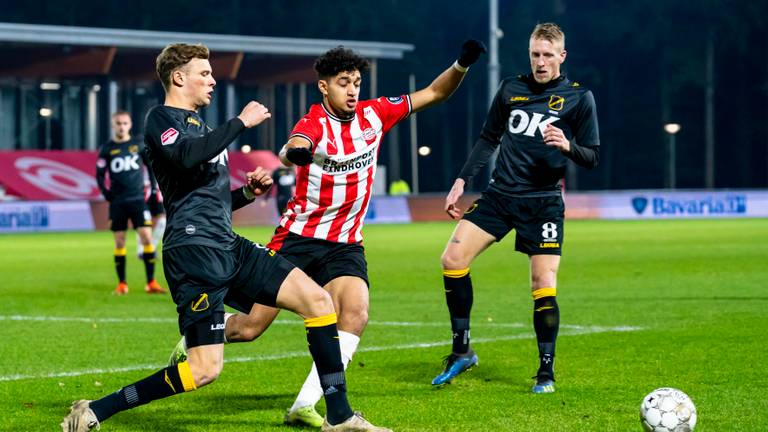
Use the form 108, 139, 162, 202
2, 0, 766, 192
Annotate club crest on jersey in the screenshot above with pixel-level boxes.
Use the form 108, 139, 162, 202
128, 144, 139, 153
548, 95, 565, 111
161, 128, 179, 145
362, 127, 376, 141
386, 96, 404, 104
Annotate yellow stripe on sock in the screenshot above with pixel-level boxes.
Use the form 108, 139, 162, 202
304, 313, 337, 328
114, 247, 127, 256
443, 268, 470, 278
178, 361, 197, 392
532, 287, 557, 300
143, 244, 156, 254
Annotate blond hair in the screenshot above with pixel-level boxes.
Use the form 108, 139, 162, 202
155, 43, 210, 90
530, 23, 565, 50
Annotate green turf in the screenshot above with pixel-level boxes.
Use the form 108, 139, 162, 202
1, 219, 766, 431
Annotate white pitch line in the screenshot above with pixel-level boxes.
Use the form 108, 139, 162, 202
0, 325, 642, 383
0, 315, 601, 330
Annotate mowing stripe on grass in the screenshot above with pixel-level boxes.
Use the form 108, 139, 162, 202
0, 324, 641, 383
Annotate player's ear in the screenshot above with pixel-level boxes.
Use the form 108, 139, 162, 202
317, 79, 328, 96
171, 69, 185, 88
559, 49, 567, 64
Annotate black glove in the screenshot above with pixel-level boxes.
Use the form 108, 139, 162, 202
286, 147, 313, 166
457, 39, 487, 68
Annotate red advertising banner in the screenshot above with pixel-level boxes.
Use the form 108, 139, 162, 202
0, 150, 281, 200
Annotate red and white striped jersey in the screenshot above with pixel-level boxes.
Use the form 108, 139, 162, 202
272, 95, 411, 245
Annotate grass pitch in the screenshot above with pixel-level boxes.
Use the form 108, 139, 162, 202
1, 219, 766, 431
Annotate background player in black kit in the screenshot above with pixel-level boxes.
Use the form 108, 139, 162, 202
62, 43, 390, 432
271, 164, 296, 217
96, 111, 165, 295
431, 23, 599, 394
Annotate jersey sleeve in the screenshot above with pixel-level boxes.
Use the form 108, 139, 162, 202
289, 115, 324, 149
478, 80, 512, 144
145, 108, 245, 170
571, 90, 600, 148
370, 95, 412, 133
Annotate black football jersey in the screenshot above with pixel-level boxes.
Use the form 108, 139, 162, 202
481, 74, 600, 196
96, 138, 152, 203
143, 105, 249, 250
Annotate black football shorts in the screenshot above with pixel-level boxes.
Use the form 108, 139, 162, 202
462, 191, 565, 256
109, 199, 152, 232
162, 235, 294, 347
268, 228, 369, 288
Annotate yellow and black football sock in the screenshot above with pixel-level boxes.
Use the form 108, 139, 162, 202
89, 361, 196, 422
304, 313, 353, 425
532, 287, 559, 378
142, 244, 156, 282
114, 247, 127, 283
443, 268, 473, 354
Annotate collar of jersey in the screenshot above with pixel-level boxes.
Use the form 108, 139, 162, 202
321, 102, 356, 122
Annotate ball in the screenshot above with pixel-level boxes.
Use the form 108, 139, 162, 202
640, 387, 697, 432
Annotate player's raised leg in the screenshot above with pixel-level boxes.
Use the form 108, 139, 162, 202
432, 220, 495, 386
530, 254, 560, 394
61, 333, 223, 431
276, 269, 389, 431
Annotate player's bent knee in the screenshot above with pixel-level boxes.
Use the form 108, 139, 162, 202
441, 250, 469, 270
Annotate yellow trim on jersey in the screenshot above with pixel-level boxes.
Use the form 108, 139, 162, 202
532, 287, 557, 300
114, 247, 127, 256
178, 361, 197, 392
143, 244, 155, 254
304, 313, 337, 328
443, 268, 470, 278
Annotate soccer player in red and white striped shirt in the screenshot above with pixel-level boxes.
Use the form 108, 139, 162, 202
169, 42, 486, 429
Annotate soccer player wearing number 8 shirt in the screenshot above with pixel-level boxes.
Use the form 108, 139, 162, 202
172, 43, 486, 428
432, 23, 600, 394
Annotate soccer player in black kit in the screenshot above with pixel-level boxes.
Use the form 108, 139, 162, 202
61, 43, 390, 432
431, 23, 600, 394
96, 111, 165, 295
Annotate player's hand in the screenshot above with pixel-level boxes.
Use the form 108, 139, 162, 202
457, 39, 487, 68
444, 178, 466, 219
245, 167, 273, 197
285, 147, 313, 166
238, 101, 272, 128
543, 124, 570, 153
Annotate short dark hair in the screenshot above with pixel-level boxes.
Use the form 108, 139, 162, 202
314, 46, 370, 79
155, 43, 210, 90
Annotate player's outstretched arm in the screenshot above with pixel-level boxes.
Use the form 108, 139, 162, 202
232, 166, 273, 210
278, 136, 313, 167
409, 39, 486, 113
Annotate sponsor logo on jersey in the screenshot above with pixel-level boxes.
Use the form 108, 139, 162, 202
510, 96, 529, 102
508, 110, 559, 137
187, 117, 201, 127
110, 149, 121, 155
110, 155, 140, 173
548, 95, 565, 111
322, 147, 376, 174
161, 128, 179, 145
387, 96, 404, 104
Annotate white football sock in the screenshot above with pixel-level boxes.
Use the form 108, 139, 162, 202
135, 232, 143, 257
223, 312, 234, 344
289, 330, 360, 412
152, 217, 166, 247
